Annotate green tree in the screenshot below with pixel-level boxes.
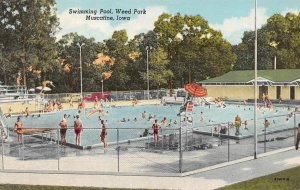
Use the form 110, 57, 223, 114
56, 33, 103, 93
0, 0, 59, 89
234, 12, 300, 70
105, 30, 130, 91
154, 13, 236, 86
139, 47, 173, 89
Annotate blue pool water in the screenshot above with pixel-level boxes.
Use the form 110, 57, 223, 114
6, 103, 294, 146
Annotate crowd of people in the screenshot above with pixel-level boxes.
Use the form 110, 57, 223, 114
9, 94, 300, 152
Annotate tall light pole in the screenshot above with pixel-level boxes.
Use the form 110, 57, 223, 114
101, 79, 104, 97
146, 46, 152, 100
254, 0, 258, 159
270, 41, 278, 70
77, 42, 85, 101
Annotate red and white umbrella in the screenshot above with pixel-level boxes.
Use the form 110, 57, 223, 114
184, 83, 207, 97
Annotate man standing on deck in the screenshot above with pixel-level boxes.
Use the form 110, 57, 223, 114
74, 115, 83, 146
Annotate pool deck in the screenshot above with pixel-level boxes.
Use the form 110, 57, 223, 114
0, 146, 299, 190
0, 99, 161, 115
1, 99, 300, 189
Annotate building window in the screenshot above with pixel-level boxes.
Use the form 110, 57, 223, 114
259, 86, 268, 99
290, 86, 295, 100
276, 86, 281, 100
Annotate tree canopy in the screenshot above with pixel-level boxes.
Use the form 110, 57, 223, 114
234, 12, 300, 70
0, 1, 299, 93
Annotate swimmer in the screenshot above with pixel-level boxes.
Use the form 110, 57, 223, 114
142, 111, 146, 120
161, 117, 167, 125
243, 120, 248, 130
120, 118, 126, 122
133, 117, 138, 122
148, 114, 153, 121
200, 111, 204, 121
87, 106, 103, 117
263, 119, 270, 131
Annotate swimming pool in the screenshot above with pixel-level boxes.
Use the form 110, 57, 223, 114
6, 103, 295, 146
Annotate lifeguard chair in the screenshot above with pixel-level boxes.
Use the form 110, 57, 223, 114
179, 100, 194, 127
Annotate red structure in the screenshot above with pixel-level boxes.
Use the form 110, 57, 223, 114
83, 92, 110, 101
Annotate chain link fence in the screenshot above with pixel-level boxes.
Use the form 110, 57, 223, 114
1, 111, 299, 175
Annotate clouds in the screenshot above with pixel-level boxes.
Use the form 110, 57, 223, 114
56, 6, 167, 42
211, 7, 300, 45
281, 8, 300, 15
115, 6, 167, 40
210, 7, 269, 45
56, 4, 300, 45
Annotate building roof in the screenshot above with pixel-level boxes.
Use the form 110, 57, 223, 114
199, 69, 300, 85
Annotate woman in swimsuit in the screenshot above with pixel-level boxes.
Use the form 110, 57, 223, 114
100, 120, 108, 149
14, 116, 23, 142
152, 119, 160, 143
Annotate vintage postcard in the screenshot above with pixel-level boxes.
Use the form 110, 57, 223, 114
0, 0, 299, 189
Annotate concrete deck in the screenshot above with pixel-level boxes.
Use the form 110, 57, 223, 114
0, 148, 299, 190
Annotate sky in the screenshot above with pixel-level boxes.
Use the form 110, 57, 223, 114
56, 0, 300, 45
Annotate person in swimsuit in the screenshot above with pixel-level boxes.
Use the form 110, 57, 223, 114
74, 115, 83, 146
161, 117, 167, 125
59, 114, 68, 146
100, 120, 108, 149
78, 100, 85, 110
7, 106, 12, 117
14, 116, 23, 142
142, 111, 146, 120
296, 123, 300, 150
234, 115, 241, 136
69, 96, 73, 108
24, 107, 30, 117
94, 96, 99, 108
152, 119, 160, 143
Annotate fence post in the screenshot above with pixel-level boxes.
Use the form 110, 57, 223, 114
161, 128, 163, 150
227, 122, 230, 162
294, 113, 297, 145
22, 134, 24, 161
117, 128, 120, 172
264, 117, 266, 153
1, 129, 4, 170
179, 127, 182, 173
57, 127, 60, 171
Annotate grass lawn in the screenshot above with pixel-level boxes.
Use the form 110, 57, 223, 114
1, 166, 300, 190
0, 185, 150, 190
218, 166, 300, 190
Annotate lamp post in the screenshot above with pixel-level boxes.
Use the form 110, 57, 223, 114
269, 41, 279, 70
77, 42, 85, 101
101, 79, 104, 97
146, 46, 152, 100
254, 0, 258, 159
